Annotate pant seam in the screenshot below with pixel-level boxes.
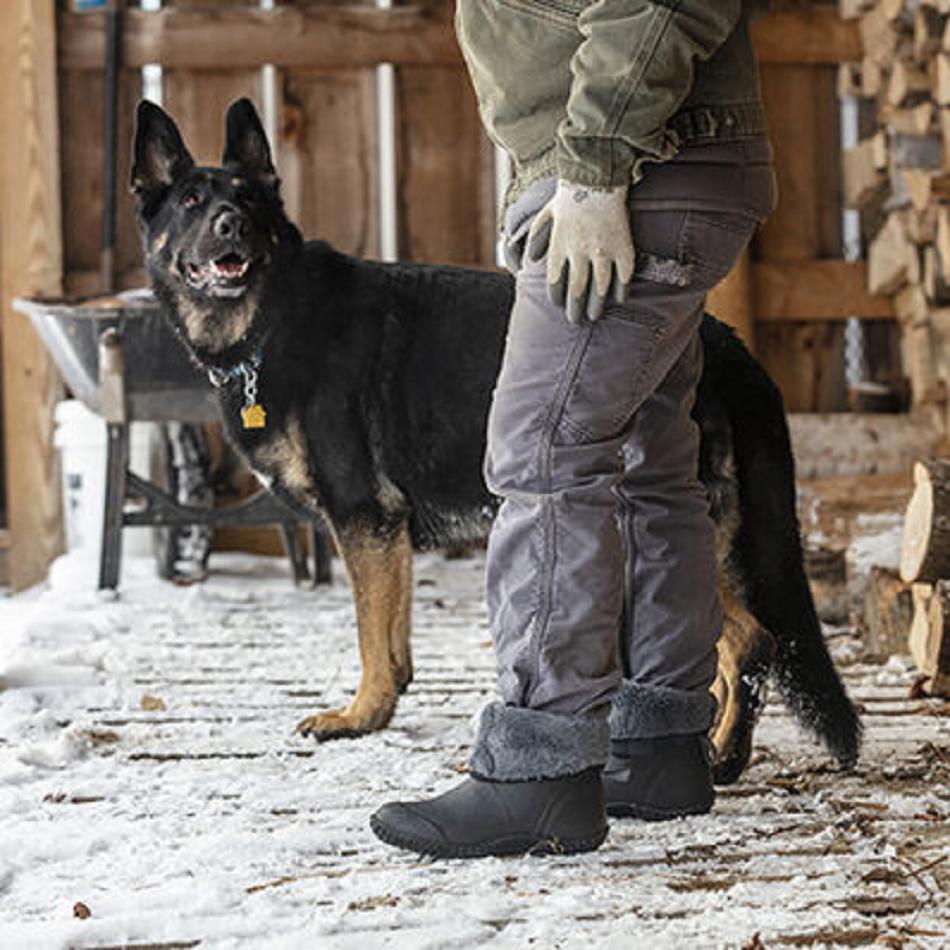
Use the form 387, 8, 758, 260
525, 323, 595, 707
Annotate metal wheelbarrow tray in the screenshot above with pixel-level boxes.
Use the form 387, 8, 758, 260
14, 289, 332, 590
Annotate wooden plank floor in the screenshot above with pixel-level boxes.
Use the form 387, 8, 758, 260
0, 550, 948, 948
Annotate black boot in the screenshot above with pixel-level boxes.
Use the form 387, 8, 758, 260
370, 768, 608, 859
603, 734, 715, 820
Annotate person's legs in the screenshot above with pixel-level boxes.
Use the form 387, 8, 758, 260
613, 330, 720, 728
372, 180, 731, 857
605, 208, 764, 819
604, 332, 721, 819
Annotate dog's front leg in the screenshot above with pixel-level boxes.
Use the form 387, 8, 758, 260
297, 519, 412, 740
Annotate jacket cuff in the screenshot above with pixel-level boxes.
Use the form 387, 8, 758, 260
469, 701, 610, 781
555, 136, 636, 190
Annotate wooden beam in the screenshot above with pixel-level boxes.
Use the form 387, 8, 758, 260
753, 260, 895, 322
0, 0, 64, 590
752, 8, 862, 65
59, 5, 861, 72
59, 6, 461, 71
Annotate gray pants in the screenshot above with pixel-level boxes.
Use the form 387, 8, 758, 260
470, 142, 776, 782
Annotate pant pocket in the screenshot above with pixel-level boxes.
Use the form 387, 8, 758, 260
681, 210, 757, 289
556, 319, 664, 445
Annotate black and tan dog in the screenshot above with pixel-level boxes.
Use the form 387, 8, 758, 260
131, 98, 861, 783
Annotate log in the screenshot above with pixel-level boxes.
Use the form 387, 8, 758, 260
940, 107, 950, 170
888, 60, 930, 106
838, 61, 864, 97
908, 579, 950, 694
880, 0, 909, 24
905, 204, 938, 244
885, 101, 933, 135
904, 324, 939, 403
843, 132, 888, 208
934, 52, 950, 104
928, 307, 950, 378
890, 132, 942, 168
840, 0, 872, 21
903, 169, 950, 211
915, 3, 946, 61
860, 5, 899, 65
924, 245, 950, 302
868, 213, 913, 295
938, 205, 950, 280
900, 459, 950, 582
862, 566, 913, 658
861, 56, 885, 97
894, 283, 928, 326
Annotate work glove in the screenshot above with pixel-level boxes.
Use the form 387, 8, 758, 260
519, 181, 635, 324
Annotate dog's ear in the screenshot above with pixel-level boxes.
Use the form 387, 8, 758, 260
130, 100, 194, 202
222, 98, 278, 189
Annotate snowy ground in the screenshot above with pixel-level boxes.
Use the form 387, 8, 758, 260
1, 545, 948, 950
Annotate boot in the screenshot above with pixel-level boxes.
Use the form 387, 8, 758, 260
370, 768, 608, 859
603, 733, 715, 820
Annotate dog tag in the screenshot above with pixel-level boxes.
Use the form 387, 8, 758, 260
241, 403, 267, 430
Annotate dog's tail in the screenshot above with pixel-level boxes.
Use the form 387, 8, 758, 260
699, 317, 862, 768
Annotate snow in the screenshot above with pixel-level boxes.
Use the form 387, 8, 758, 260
1, 547, 948, 949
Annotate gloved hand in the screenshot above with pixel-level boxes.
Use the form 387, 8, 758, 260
521, 181, 635, 324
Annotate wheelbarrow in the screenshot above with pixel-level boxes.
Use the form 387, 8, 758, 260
14, 290, 333, 591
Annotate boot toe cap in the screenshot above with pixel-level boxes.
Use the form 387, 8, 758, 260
370, 802, 446, 852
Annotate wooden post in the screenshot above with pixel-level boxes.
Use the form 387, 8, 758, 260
0, 0, 65, 590
756, 64, 848, 412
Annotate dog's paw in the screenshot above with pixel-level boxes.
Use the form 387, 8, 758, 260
295, 706, 390, 741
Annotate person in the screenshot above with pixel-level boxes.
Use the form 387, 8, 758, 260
370, 0, 777, 858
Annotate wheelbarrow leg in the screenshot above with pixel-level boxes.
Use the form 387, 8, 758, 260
99, 421, 129, 591
98, 327, 129, 593
278, 521, 333, 589
310, 521, 333, 585
279, 523, 312, 588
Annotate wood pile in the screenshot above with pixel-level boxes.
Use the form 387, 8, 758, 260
842, 0, 950, 410
870, 458, 950, 693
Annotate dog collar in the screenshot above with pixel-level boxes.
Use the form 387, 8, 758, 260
205, 346, 263, 389
206, 346, 267, 430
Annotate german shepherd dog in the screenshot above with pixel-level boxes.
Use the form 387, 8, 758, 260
131, 98, 861, 783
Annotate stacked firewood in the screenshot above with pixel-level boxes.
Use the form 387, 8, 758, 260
865, 458, 950, 694
842, 0, 950, 407
899, 459, 950, 692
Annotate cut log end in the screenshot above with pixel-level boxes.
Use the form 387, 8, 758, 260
899, 459, 950, 583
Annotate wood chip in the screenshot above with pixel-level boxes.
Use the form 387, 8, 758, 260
141, 693, 167, 712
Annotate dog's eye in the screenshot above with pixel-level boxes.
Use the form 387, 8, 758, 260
181, 190, 203, 210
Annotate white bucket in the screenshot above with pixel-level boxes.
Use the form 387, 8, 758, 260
54, 400, 153, 560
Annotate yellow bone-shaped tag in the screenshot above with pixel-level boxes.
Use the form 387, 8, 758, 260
241, 403, 267, 430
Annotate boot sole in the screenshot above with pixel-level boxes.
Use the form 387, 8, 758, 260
606, 800, 712, 821
369, 813, 608, 859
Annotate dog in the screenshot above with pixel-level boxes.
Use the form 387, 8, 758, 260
131, 97, 861, 783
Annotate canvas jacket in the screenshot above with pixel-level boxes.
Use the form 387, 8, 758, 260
455, 0, 769, 208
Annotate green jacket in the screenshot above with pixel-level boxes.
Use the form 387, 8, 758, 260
455, 0, 769, 208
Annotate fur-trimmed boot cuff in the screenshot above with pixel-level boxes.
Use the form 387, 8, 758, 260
469, 702, 610, 781
609, 680, 717, 741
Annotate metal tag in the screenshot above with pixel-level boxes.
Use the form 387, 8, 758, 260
241, 403, 267, 430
